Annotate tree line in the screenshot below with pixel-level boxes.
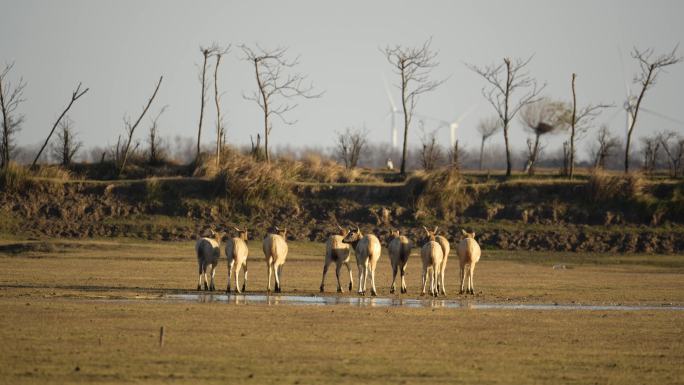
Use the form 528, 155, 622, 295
1, 40, 681, 178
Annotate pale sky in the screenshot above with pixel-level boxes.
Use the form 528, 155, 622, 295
1, 0, 682, 161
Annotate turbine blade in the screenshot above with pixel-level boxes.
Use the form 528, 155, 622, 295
617, 46, 631, 99
641, 108, 684, 125
382, 72, 398, 111
454, 104, 478, 124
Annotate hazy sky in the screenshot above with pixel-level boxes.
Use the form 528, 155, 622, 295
1, 0, 683, 161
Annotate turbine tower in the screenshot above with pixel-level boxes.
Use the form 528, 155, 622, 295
436, 105, 478, 148
382, 73, 399, 148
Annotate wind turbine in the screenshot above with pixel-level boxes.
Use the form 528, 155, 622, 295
435, 105, 478, 148
382, 73, 400, 148
618, 47, 684, 140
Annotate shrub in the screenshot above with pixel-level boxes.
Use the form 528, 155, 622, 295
0, 162, 30, 192
211, 151, 297, 214
586, 171, 644, 203
406, 168, 472, 219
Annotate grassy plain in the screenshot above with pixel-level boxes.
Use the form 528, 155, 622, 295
0, 238, 683, 384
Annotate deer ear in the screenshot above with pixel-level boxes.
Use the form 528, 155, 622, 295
471, 232, 476, 239
434, 226, 439, 234
461, 229, 468, 236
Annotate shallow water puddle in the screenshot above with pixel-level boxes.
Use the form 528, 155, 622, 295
164, 293, 684, 311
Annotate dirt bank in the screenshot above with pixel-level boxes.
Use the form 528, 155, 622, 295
2, 178, 684, 253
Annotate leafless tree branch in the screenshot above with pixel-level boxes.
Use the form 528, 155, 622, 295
624, 45, 682, 173
119, 76, 163, 176
0, 62, 27, 169
382, 37, 445, 175
240, 43, 323, 162
31, 82, 89, 168
466, 55, 546, 176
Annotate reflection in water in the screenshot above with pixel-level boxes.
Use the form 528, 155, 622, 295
165, 293, 684, 311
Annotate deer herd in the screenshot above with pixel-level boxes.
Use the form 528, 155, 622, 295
196, 225, 481, 297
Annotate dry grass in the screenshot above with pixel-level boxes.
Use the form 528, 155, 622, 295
0, 162, 72, 192
192, 150, 382, 213
586, 170, 646, 203
207, 151, 297, 213
406, 168, 472, 219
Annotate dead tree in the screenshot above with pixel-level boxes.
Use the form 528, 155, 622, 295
567, 73, 610, 178
250, 134, 264, 161
50, 116, 82, 166
31, 82, 88, 168
213, 45, 231, 167
476, 116, 500, 170
561, 141, 570, 175
382, 38, 444, 176
335, 126, 368, 169
420, 128, 443, 171
640, 135, 661, 175
659, 132, 684, 177
520, 98, 565, 175
467, 56, 544, 176
592, 125, 619, 169
241, 44, 322, 162
624, 46, 682, 173
0, 62, 26, 169
196, 45, 219, 163
118, 76, 163, 176
147, 105, 168, 165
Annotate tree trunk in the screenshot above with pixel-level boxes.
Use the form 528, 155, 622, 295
32, 84, 88, 168
400, 64, 409, 176
253, 58, 271, 163
479, 136, 485, 170
569, 73, 577, 179
119, 76, 163, 176
214, 54, 222, 167
528, 134, 541, 176
196, 52, 208, 163
625, 65, 654, 173
0, 79, 9, 168
503, 120, 511, 176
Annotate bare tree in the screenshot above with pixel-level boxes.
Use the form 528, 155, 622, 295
0, 62, 26, 169
213, 45, 231, 167
147, 105, 168, 165
335, 126, 368, 169
382, 38, 444, 176
624, 46, 682, 173
467, 56, 545, 176
50, 116, 82, 166
241, 44, 322, 162
476, 116, 500, 170
118, 76, 163, 176
659, 131, 684, 177
31, 82, 89, 168
520, 98, 565, 175
196, 45, 219, 163
592, 125, 620, 169
640, 134, 662, 175
420, 128, 443, 171
250, 134, 264, 161
566, 73, 610, 178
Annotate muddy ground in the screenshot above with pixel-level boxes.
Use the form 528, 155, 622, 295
0, 238, 683, 384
